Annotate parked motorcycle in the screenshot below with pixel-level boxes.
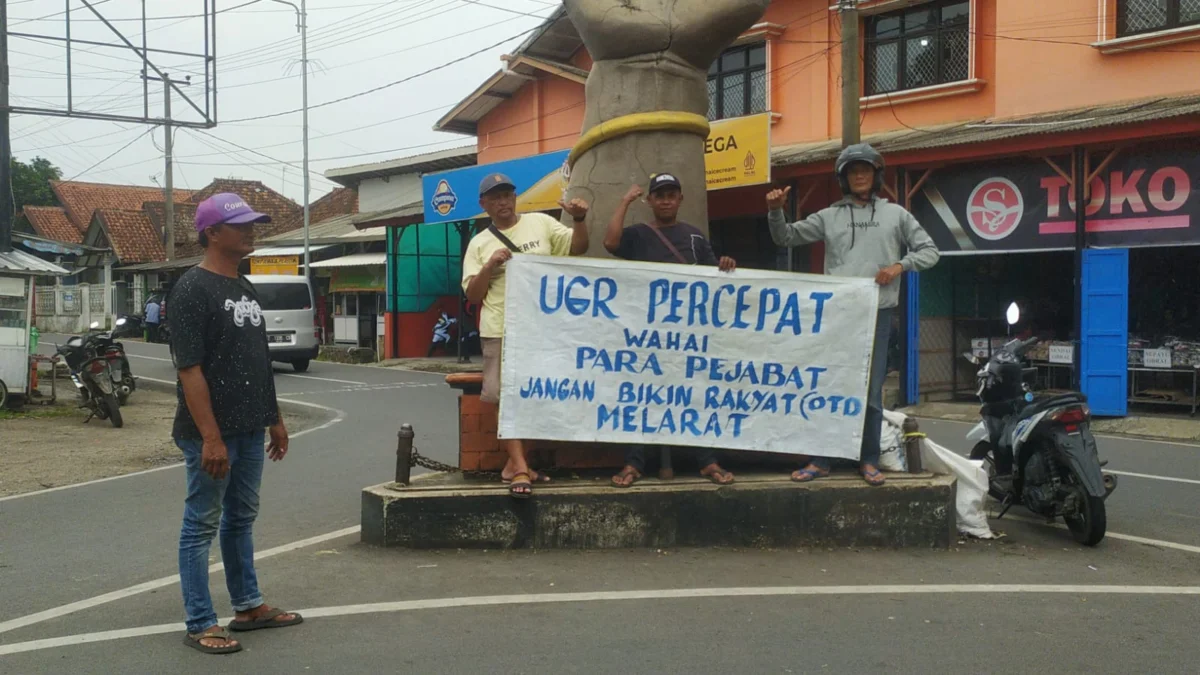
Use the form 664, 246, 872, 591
55, 322, 128, 428
964, 303, 1117, 546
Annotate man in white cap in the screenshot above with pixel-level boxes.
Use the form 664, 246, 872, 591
462, 174, 590, 498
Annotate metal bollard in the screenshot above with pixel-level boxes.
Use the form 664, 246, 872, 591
395, 424, 415, 485
902, 417, 923, 474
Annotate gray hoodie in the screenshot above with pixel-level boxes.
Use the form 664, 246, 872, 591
768, 196, 940, 309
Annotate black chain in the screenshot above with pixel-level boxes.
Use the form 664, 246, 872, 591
409, 447, 501, 479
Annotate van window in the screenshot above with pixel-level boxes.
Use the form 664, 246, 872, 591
256, 284, 312, 311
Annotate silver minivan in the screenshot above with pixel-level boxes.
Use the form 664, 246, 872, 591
245, 274, 320, 372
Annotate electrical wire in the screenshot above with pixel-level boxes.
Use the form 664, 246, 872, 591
64, 127, 155, 181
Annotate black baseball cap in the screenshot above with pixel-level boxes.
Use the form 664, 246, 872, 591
649, 173, 682, 193
479, 173, 516, 197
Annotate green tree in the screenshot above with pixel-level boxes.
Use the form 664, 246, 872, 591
12, 156, 63, 211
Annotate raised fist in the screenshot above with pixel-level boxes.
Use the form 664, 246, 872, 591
564, 0, 771, 70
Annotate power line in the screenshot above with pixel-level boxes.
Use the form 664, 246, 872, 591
224, 24, 540, 123
64, 127, 154, 181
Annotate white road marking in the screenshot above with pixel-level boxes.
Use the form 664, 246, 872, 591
0, 387, 344, 503
916, 416, 1200, 450
2, 584, 1198, 656
0, 526, 361, 636
1004, 515, 1200, 554
125, 353, 172, 362
1106, 470, 1200, 486
278, 373, 367, 385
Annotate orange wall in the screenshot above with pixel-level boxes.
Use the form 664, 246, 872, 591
470, 0, 1200, 161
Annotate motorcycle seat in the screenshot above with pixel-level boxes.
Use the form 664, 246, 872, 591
1017, 392, 1088, 421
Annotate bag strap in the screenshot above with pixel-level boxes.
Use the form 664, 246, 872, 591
646, 224, 689, 265
488, 224, 521, 253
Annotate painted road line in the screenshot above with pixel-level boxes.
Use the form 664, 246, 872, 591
2, 584, 1199, 657
125, 353, 172, 362
0, 385, 345, 504
916, 416, 1200, 450
278, 373, 368, 385
0, 526, 361, 636
1005, 515, 1200, 554
1106, 470, 1200, 486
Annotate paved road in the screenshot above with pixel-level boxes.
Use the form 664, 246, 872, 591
2, 337, 459, 615
1, 337, 1196, 672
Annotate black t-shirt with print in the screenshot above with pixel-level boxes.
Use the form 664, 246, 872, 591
614, 222, 719, 266
168, 266, 279, 440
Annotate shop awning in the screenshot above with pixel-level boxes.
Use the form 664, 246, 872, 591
772, 92, 1200, 169
0, 249, 70, 276
249, 245, 330, 258
116, 255, 204, 272
308, 253, 386, 269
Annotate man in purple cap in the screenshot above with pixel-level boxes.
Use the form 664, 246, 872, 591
167, 193, 303, 654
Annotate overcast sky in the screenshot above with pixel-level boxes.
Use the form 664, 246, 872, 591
7, 0, 559, 203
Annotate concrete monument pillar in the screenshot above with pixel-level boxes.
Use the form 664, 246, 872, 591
562, 0, 770, 254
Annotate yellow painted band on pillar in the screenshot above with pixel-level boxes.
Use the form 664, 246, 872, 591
567, 111, 711, 169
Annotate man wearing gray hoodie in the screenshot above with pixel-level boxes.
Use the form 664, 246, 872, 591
765, 143, 940, 486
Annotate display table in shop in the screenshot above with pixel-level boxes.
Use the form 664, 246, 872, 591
1128, 366, 1199, 416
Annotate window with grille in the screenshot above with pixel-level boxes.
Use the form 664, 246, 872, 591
865, 1, 970, 96
1118, 0, 1200, 37
707, 43, 767, 121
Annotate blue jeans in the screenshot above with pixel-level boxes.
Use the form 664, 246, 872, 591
812, 308, 893, 470
177, 430, 266, 634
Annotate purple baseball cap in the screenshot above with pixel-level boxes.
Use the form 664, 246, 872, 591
194, 193, 271, 232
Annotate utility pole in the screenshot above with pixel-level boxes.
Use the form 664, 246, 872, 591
839, 0, 861, 147
1, 0, 13, 253
145, 72, 190, 260
163, 76, 174, 261
272, 0, 310, 275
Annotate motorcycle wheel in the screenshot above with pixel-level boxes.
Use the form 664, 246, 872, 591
969, 441, 1007, 501
1063, 471, 1107, 546
103, 394, 124, 429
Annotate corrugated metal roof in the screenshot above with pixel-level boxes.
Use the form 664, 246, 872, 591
0, 248, 71, 276
325, 147, 477, 186
773, 93, 1200, 168
118, 255, 203, 272
349, 201, 423, 228
308, 252, 387, 269
249, 245, 332, 257
260, 212, 386, 245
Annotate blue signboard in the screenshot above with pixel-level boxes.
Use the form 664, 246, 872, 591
422, 149, 570, 224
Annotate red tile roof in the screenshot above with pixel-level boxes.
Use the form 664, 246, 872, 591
94, 209, 166, 264
23, 206, 81, 243
143, 201, 201, 259
51, 180, 193, 236
188, 179, 301, 238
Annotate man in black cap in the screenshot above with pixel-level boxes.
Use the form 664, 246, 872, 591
603, 173, 737, 488
462, 173, 590, 498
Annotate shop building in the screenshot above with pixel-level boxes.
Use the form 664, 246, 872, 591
325, 147, 478, 359
426, 0, 1200, 416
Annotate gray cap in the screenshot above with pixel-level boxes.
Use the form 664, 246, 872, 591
478, 173, 516, 197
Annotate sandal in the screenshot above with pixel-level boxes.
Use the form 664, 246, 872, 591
701, 464, 735, 485
509, 473, 533, 499
183, 627, 242, 654
791, 465, 829, 483
611, 466, 642, 489
860, 464, 886, 487
228, 606, 304, 632
503, 470, 550, 484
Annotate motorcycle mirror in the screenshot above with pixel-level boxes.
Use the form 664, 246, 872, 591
116, 318, 127, 326
961, 351, 981, 365
1006, 302, 1020, 326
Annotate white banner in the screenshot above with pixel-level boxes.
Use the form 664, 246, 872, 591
497, 256, 881, 460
